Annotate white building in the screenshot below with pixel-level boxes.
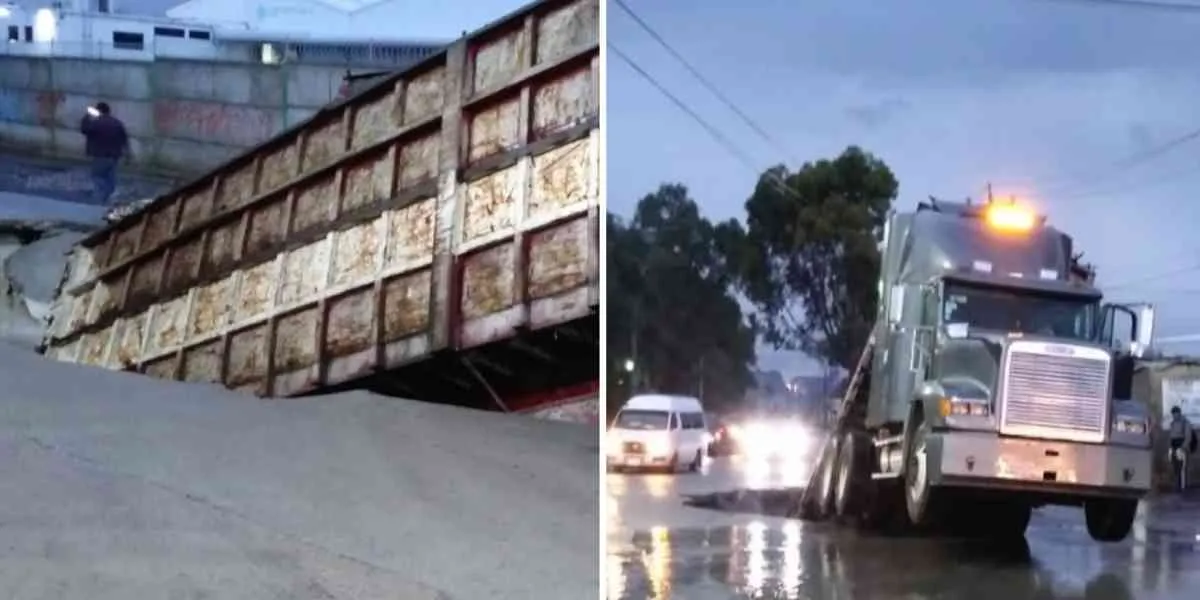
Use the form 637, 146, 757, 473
0, 0, 512, 66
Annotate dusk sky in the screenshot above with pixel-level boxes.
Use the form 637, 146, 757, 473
607, 0, 1200, 375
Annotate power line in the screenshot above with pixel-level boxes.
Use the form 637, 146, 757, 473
616, 0, 1200, 214
611, 0, 795, 160
1104, 261, 1200, 289
609, 44, 763, 174
613, 1, 1200, 299
1038, 0, 1200, 12
1036, 126, 1200, 197
608, 41, 806, 224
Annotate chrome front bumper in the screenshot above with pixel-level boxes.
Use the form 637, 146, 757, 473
928, 431, 1151, 496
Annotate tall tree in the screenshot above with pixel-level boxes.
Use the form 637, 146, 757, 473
732, 146, 898, 370
607, 184, 756, 416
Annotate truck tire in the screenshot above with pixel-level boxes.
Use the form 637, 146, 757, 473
834, 431, 871, 521
904, 418, 945, 529
1085, 498, 1138, 542
816, 437, 842, 519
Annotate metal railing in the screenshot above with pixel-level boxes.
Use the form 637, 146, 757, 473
1, 38, 443, 68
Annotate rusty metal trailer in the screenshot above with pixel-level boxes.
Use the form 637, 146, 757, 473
41, 0, 600, 406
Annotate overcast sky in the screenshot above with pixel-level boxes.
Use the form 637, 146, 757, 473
608, 0, 1200, 376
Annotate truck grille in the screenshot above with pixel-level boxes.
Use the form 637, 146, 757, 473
1000, 341, 1110, 443
623, 441, 644, 454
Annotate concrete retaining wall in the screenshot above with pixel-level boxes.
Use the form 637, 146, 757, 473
1133, 359, 1200, 491
0, 56, 351, 177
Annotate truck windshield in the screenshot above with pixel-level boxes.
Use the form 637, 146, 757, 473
942, 284, 1096, 341
615, 409, 670, 430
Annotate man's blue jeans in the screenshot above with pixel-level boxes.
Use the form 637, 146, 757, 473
90, 156, 118, 205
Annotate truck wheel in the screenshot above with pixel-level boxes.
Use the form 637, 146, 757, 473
816, 438, 842, 519
904, 419, 943, 529
834, 431, 870, 521
1085, 498, 1138, 542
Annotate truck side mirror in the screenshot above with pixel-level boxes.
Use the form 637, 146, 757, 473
1099, 303, 1146, 357
1127, 303, 1156, 357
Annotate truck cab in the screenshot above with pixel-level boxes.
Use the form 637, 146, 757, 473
805, 199, 1155, 542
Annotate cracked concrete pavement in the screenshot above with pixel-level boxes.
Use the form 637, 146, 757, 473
0, 345, 599, 599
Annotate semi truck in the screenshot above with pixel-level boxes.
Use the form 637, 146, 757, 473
39, 0, 599, 411
798, 198, 1156, 542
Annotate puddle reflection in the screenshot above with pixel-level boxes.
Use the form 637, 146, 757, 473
739, 454, 812, 490
607, 516, 1200, 600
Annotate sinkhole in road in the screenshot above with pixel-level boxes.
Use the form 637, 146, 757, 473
682, 487, 806, 519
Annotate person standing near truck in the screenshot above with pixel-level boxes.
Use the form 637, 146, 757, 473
79, 102, 130, 205
1168, 406, 1197, 492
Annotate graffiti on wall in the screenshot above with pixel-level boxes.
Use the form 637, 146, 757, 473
34, 91, 63, 126
153, 100, 278, 147
0, 89, 63, 125
0, 89, 19, 122
1161, 378, 1200, 428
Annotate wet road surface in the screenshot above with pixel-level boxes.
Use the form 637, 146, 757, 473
608, 455, 1200, 599
0, 153, 175, 206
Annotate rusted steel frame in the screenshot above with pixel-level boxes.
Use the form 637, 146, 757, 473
73, 106, 439, 293
78, 41, 595, 282
78, 0, 577, 250
55, 20, 599, 354
260, 187, 297, 397
510, 13, 538, 333
313, 109, 354, 387
50, 180, 438, 349
429, 36, 469, 354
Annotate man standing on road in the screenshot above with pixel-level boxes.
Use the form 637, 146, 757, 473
79, 102, 129, 205
1168, 406, 1197, 492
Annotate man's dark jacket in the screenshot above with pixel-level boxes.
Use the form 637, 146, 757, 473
80, 115, 128, 159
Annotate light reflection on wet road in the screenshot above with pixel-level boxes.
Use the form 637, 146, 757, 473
607, 456, 1200, 599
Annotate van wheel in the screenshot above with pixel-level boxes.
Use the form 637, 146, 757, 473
689, 450, 702, 472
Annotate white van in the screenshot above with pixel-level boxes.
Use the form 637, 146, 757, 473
606, 394, 708, 472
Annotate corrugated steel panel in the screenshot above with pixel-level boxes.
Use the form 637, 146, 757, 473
41, 0, 600, 397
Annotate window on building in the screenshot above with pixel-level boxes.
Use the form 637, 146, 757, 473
6, 26, 17, 42
23, 26, 32, 42
153, 27, 185, 38
187, 30, 211, 40
98, 0, 111, 12
112, 31, 144, 51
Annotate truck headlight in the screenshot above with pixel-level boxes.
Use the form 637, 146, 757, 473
1112, 417, 1148, 435
940, 396, 991, 417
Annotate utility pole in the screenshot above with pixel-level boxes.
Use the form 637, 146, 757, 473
986, 182, 994, 204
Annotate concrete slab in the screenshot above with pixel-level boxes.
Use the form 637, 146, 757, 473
0, 346, 600, 599
0, 191, 105, 229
